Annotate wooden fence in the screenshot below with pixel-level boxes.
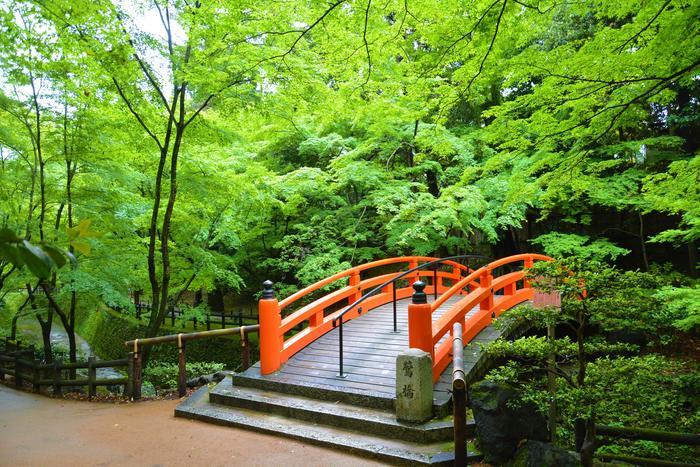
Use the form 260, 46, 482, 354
115, 303, 259, 331
125, 324, 259, 399
593, 425, 700, 467
0, 337, 132, 399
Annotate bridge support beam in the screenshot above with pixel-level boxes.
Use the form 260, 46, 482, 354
259, 280, 282, 375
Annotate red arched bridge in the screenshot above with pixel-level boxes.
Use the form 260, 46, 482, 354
256, 254, 552, 396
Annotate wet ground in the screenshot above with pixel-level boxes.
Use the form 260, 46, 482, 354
0, 384, 385, 466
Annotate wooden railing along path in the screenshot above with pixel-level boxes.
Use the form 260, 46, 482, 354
0, 338, 131, 398
124, 324, 259, 399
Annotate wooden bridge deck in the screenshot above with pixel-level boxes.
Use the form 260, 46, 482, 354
240, 295, 511, 408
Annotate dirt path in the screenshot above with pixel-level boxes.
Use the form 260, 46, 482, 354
0, 384, 386, 466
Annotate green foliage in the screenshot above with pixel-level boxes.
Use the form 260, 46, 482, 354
144, 361, 225, 390
653, 285, 700, 333
0, 229, 76, 279
531, 233, 629, 262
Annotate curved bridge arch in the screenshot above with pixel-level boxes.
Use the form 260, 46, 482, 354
258, 254, 552, 381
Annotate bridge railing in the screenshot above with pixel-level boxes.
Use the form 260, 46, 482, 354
258, 256, 483, 375
407, 253, 552, 381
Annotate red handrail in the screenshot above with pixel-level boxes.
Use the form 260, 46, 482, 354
407, 253, 553, 381
258, 253, 551, 378
259, 255, 473, 374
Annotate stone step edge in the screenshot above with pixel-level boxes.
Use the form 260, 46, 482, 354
176, 386, 483, 467
231, 368, 398, 410
211, 380, 475, 444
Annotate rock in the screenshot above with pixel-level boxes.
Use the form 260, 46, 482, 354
470, 380, 548, 465
197, 374, 214, 385
213, 371, 229, 382
187, 372, 229, 388
509, 440, 581, 467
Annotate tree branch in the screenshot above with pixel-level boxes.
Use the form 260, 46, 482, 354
361, 0, 373, 85
614, 0, 673, 53
465, 0, 507, 92
112, 78, 163, 149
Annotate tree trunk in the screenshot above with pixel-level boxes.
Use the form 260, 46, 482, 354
689, 240, 697, 278
547, 323, 557, 442
638, 212, 649, 271
26, 284, 53, 363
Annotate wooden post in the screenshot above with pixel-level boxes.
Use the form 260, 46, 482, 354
14, 354, 22, 387
125, 352, 134, 398
88, 356, 97, 400
32, 359, 40, 392
133, 352, 142, 400
479, 269, 494, 312
241, 329, 250, 371
53, 361, 62, 396
177, 336, 187, 397
206, 315, 211, 331
452, 322, 467, 467
407, 281, 434, 359
221, 312, 226, 329
238, 309, 243, 327
259, 280, 282, 375
349, 270, 362, 303
408, 259, 419, 286
548, 323, 557, 442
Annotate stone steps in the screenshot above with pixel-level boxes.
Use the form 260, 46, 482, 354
209, 381, 475, 444
231, 363, 397, 411
177, 385, 482, 466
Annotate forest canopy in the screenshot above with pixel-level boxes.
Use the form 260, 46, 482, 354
0, 0, 697, 350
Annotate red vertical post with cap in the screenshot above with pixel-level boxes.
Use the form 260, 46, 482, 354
480, 269, 494, 312
259, 280, 282, 375
349, 270, 362, 304
408, 259, 419, 285
407, 281, 434, 360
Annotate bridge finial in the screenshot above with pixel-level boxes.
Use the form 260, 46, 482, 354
262, 280, 275, 299
412, 280, 427, 304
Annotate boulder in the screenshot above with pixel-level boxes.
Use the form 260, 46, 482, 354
197, 374, 214, 385
213, 371, 229, 382
470, 380, 548, 465
509, 440, 581, 467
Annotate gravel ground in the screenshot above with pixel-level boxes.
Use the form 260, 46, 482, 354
0, 384, 386, 467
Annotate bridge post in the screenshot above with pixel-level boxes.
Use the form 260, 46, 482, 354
480, 269, 494, 312
407, 281, 433, 359
349, 270, 362, 304
259, 280, 282, 375
408, 259, 419, 285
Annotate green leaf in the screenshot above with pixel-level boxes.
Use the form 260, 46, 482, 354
41, 244, 67, 269
17, 240, 54, 279
71, 240, 91, 256
66, 250, 78, 270
0, 228, 22, 243
0, 242, 24, 267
